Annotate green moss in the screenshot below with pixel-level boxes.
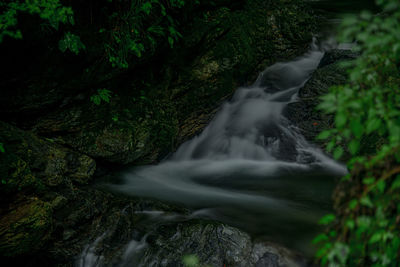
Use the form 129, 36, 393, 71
0, 199, 52, 257
0, 153, 45, 195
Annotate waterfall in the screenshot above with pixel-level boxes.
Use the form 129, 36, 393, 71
99, 39, 348, 260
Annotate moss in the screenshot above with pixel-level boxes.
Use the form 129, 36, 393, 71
0, 199, 52, 257
0, 121, 95, 187
0, 153, 45, 195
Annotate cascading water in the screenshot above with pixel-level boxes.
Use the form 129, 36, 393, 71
82, 39, 348, 265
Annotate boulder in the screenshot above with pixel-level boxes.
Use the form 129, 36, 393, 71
286, 49, 357, 146
0, 199, 52, 257
76, 219, 309, 267
137, 222, 308, 267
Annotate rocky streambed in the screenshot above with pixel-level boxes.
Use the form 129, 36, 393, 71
75, 47, 357, 267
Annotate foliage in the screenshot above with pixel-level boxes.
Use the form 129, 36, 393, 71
58, 31, 85, 54
314, 0, 400, 265
90, 89, 112, 105
103, 0, 198, 68
0, 0, 197, 67
0, 0, 75, 42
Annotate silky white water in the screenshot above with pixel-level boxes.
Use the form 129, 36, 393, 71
107, 40, 347, 254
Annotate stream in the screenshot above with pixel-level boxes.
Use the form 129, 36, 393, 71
77, 39, 349, 266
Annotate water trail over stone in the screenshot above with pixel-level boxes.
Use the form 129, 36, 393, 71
107, 39, 347, 252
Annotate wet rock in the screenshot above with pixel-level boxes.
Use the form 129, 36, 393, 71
286, 49, 356, 146
74, 217, 308, 267
120, 221, 307, 267
318, 49, 358, 68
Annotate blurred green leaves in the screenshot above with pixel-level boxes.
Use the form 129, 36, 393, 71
58, 32, 85, 55
315, 0, 400, 265
90, 89, 112, 105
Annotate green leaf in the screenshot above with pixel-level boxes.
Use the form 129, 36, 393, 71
363, 177, 375, 185
98, 89, 112, 103
312, 233, 329, 244
348, 139, 360, 155
141, 2, 152, 15
366, 118, 382, 134
58, 38, 67, 52
369, 232, 383, 244
319, 214, 336, 225
360, 10, 372, 20
317, 130, 331, 140
346, 219, 355, 229
357, 216, 372, 228
351, 119, 363, 139
390, 175, 400, 190
326, 140, 335, 152
0, 142, 5, 153
58, 32, 85, 55
335, 112, 347, 128
360, 196, 374, 208
376, 180, 386, 193
349, 199, 358, 210
333, 146, 344, 160
316, 242, 332, 258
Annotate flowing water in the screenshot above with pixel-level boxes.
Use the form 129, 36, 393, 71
77, 2, 382, 265
103, 40, 347, 257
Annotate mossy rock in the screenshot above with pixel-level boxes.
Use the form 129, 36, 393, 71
0, 199, 52, 257
0, 121, 96, 187
0, 153, 44, 196
31, 94, 179, 164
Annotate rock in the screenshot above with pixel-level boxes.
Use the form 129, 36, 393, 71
0, 121, 96, 187
286, 49, 356, 145
0, 199, 52, 257
0, 121, 97, 259
318, 49, 358, 68
82, 220, 308, 267
137, 222, 307, 267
